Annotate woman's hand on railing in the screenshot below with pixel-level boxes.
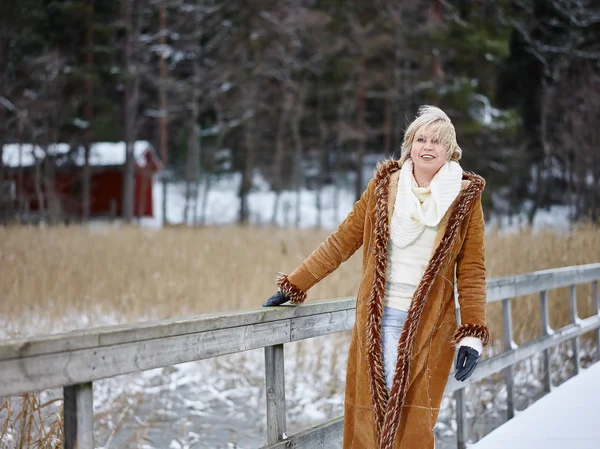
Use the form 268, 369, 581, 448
262, 291, 292, 307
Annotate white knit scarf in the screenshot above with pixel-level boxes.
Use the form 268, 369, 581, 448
390, 158, 463, 248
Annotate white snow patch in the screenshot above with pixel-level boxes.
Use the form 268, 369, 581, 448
2, 141, 153, 167
471, 361, 600, 449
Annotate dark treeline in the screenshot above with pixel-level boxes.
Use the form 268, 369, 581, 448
0, 0, 599, 224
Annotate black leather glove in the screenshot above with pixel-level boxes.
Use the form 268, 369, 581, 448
262, 291, 291, 307
454, 346, 480, 382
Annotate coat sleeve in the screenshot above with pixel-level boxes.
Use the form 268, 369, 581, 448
275, 180, 371, 304
451, 195, 492, 347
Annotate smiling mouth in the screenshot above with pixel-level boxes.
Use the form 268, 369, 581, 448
421, 154, 435, 160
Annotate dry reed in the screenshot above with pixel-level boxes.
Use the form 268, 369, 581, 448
0, 393, 63, 449
1, 222, 598, 343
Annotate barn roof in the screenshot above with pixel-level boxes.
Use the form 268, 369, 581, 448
1, 141, 159, 168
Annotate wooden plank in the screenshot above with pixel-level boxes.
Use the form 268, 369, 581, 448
291, 309, 355, 341
570, 285, 581, 374
0, 310, 354, 397
455, 388, 468, 449
264, 344, 286, 444
0, 321, 290, 397
0, 307, 359, 396
261, 416, 344, 449
502, 298, 516, 420
486, 263, 600, 302
64, 382, 94, 449
446, 314, 600, 393
540, 290, 553, 394
0, 298, 356, 361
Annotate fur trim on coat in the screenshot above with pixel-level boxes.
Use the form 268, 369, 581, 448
276, 272, 307, 304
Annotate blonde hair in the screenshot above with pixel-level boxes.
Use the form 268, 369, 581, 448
398, 105, 462, 164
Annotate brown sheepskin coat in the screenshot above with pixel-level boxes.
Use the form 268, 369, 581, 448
276, 159, 491, 449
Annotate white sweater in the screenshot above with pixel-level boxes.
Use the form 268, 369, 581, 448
384, 185, 437, 311
382, 163, 484, 355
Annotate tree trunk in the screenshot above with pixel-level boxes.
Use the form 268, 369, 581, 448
392, 7, 407, 158
34, 159, 45, 219
239, 118, 254, 225
316, 79, 326, 229
183, 104, 200, 225
17, 118, 24, 213
199, 169, 211, 225
271, 89, 291, 225
384, 97, 392, 156
238, 30, 256, 225
82, 0, 94, 222
201, 97, 226, 225
239, 84, 256, 225
158, 0, 169, 225
122, 0, 141, 222
355, 70, 365, 202
159, 0, 168, 168
291, 82, 307, 228
530, 82, 552, 224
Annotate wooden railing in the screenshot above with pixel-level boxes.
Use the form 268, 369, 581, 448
1, 263, 599, 449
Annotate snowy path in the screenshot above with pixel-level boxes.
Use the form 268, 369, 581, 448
471, 361, 600, 449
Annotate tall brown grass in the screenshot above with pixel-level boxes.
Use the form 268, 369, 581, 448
1, 223, 599, 343
0, 393, 63, 449
1, 223, 599, 447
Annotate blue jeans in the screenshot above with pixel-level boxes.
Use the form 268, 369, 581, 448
381, 306, 409, 393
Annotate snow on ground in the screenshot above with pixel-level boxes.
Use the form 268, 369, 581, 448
143, 169, 575, 232
470, 360, 600, 449
145, 170, 358, 230
2, 141, 153, 167
487, 205, 573, 233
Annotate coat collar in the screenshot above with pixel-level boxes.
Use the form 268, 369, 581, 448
386, 163, 475, 257
365, 158, 485, 448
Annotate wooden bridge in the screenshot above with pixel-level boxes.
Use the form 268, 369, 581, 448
1, 263, 599, 449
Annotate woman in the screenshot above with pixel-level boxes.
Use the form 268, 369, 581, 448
263, 105, 491, 449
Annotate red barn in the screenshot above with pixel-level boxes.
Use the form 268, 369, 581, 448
1, 141, 163, 221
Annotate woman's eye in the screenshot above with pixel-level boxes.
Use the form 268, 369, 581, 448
417, 137, 425, 142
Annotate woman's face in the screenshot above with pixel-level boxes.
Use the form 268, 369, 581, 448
410, 125, 448, 182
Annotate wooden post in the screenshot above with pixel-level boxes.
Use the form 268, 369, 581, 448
570, 285, 581, 374
264, 344, 287, 443
502, 298, 516, 420
64, 382, 94, 449
539, 290, 553, 394
455, 387, 468, 449
593, 281, 600, 362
